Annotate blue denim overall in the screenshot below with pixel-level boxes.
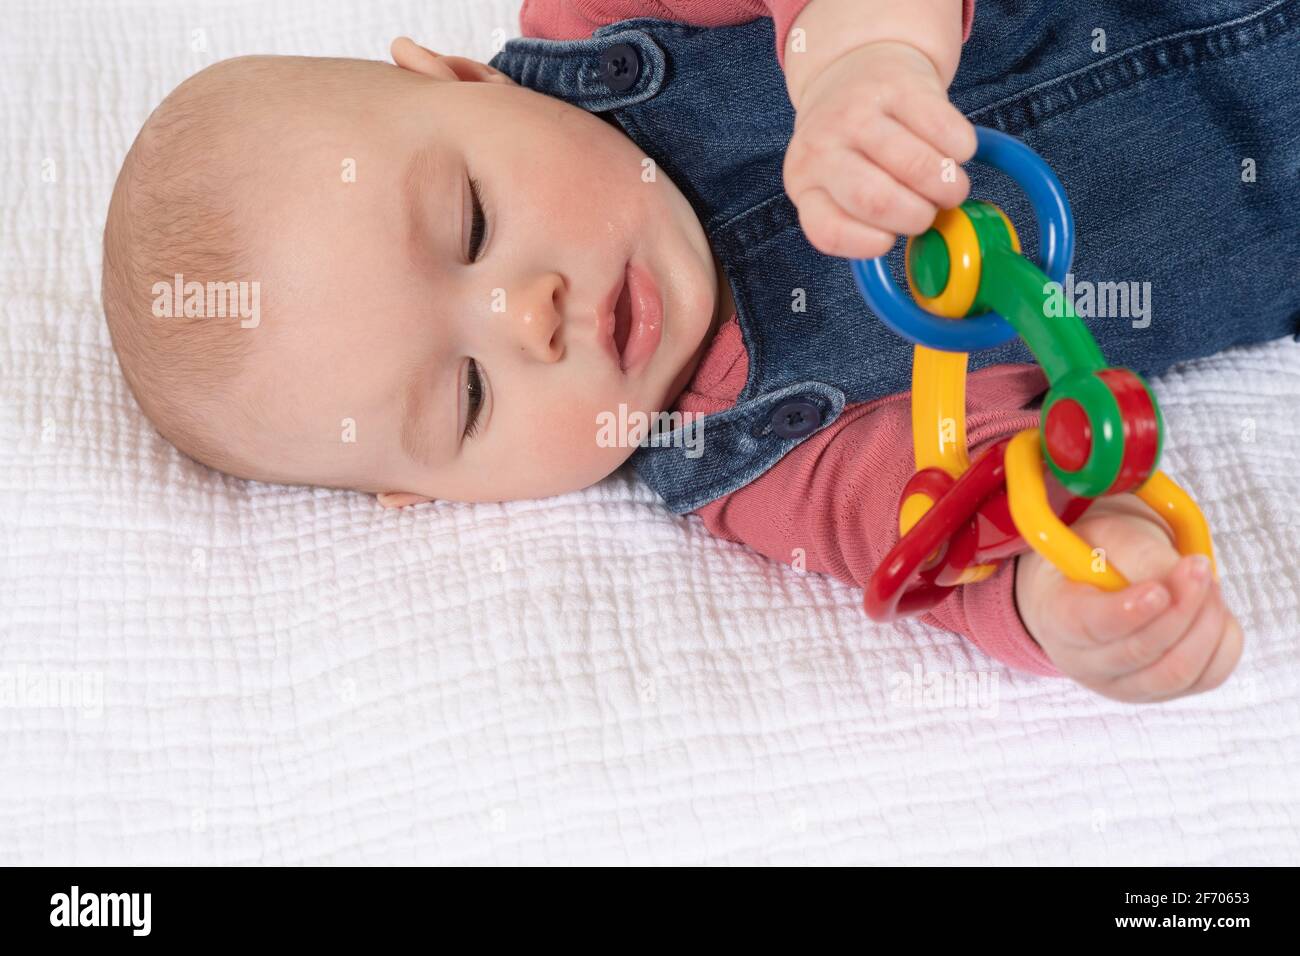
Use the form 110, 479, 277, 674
489, 0, 1300, 514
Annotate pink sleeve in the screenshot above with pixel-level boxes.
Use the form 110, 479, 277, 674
691, 361, 1064, 678
520, 1, 976, 72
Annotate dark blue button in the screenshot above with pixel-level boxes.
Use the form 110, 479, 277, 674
599, 43, 640, 92
770, 400, 821, 439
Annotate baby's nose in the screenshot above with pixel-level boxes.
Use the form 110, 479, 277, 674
513, 306, 563, 363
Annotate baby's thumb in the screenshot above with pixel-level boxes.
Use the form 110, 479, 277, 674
1064, 575, 1171, 646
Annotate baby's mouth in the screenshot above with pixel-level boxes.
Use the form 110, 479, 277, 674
612, 279, 633, 366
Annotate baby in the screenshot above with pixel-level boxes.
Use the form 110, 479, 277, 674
102, 0, 1300, 702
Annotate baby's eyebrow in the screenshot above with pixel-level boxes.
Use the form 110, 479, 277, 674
402, 144, 444, 265
399, 358, 440, 468
398, 144, 450, 469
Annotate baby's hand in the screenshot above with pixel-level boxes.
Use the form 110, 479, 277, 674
783, 40, 977, 260
1015, 495, 1243, 702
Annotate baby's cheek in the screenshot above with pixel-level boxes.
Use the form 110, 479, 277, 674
572, 395, 640, 469
511, 392, 637, 493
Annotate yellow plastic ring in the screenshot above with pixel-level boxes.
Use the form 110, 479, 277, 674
955, 563, 997, 584
1135, 471, 1217, 577
911, 345, 970, 479
900, 492, 934, 537
906, 207, 982, 319
1005, 429, 1129, 590
899, 493, 999, 582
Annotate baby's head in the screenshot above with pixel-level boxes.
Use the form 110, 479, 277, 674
102, 40, 728, 506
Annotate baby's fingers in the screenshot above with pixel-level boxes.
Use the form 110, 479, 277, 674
1049, 575, 1172, 657
788, 153, 936, 260
867, 114, 971, 210
819, 151, 938, 238
1043, 554, 1213, 688
1103, 577, 1228, 702
1087, 554, 1214, 664
891, 88, 978, 168
792, 187, 897, 260
1185, 612, 1244, 694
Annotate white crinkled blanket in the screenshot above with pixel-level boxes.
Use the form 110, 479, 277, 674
1, 0, 1297, 864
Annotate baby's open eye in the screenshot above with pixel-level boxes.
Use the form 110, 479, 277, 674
463, 359, 484, 440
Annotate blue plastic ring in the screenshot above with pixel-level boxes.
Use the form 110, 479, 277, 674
850, 125, 1075, 352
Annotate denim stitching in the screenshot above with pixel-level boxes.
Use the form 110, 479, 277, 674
965, 0, 1300, 134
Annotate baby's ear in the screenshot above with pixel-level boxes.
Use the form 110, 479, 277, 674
377, 491, 435, 509
390, 36, 515, 85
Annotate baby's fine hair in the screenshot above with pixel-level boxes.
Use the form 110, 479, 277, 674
101, 54, 399, 484
101, 56, 273, 479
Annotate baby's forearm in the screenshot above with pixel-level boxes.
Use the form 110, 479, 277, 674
783, 0, 965, 108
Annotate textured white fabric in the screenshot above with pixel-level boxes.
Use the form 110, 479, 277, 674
1, 0, 1298, 865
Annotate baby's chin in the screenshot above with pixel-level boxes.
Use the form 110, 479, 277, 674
660, 279, 729, 407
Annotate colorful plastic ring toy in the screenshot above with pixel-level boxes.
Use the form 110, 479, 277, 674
850, 126, 1076, 352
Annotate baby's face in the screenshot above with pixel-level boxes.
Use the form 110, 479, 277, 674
240, 44, 729, 502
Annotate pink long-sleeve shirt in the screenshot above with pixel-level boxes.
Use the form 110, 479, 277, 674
521, 0, 1064, 677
